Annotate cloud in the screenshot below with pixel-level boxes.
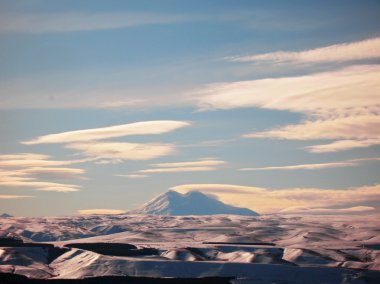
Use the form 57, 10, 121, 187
0, 153, 90, 168
306, 139, 380, 153
196, 65, 380, 113
0, 153, 50, 160
279, 206, 375, 214
179, 139, 237, 148
20, 167, 86, 179
115, 174, 149, 179
150, 159, 226, 168
0, 12, 186, 33
195, 65, 380, 152
20, 121, 188, 166
137, 158, 226, 174
78, 209, 126, 215
245, 115, 380, 140
350, 157, 380, 162
0, 153, 85, 192
66, 142, 175, 162
227, 37, 380, 64
139, 166, 216, 173
23, 121, 190, 145
0, 176, 81, 192
240, 161, 356, 171
0, 195, 33, 199
239, 157, 380, 171
172, 183, 380, 214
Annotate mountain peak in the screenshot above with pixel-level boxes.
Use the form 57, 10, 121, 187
130, 190, 259, 216
0, 213, 13, 218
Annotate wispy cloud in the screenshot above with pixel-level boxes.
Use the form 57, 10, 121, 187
23, 121, 190, 145
0, 153, 50, 160
240, 161, 356, 171
0, 153, 85, 192
21, 121, 189, 165
172, 183, 380, 214
0, 177, 80, 192
245, 114, 380, 140
115, 174, 148, 179
66, 142, 175, 162
0, 12, 186, 33
139, 166, 216, 173
196, 65, 380, 152
279, 206, 375, 214
78, 209, 126, 215
178, 139, 237, 148
0, 195, 33, 199
306, 139, 380, 153
137, 158, 226, 174
151, 159, 226, 168
0, 153, 90, 168
227, 37, 380, 64
20, 167, 86, 179
196, 65, 379, 113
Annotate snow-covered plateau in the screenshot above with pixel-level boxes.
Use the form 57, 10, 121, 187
0, 213, 380, 283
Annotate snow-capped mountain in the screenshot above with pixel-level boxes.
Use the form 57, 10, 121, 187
130, 190, 259, 216
0, 213, 13, 218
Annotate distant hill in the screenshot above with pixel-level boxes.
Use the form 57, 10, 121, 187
130, 190, 259, 216
0, 213, 13, 218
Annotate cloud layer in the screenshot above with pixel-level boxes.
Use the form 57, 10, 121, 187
66, 142, 175, 162
240, 161, 356, 171
23, 121, 190, 145
0, 153, 85, 192
239, 157, 379, 171
78, 209, 126, 215
279, 206, 375, 214
196, 65, 380, 152
137, 158, 226, 174
0, 195, 33, 199
22, 121, 189, 164
172, 183, 380, 214
228, 37, 380, 64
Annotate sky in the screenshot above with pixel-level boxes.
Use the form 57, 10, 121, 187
0, 0, 380, 216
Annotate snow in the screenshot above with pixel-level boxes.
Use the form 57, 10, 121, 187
129, 190, 259, 216
0, 214, 379, 283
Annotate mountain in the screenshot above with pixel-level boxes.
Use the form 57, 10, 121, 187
130, 190, 259, 216
0, 213, 13, 218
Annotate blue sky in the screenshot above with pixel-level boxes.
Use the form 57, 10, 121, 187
0, 0, 379, 216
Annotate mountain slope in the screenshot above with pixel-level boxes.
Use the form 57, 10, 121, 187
130, 190, 259, 216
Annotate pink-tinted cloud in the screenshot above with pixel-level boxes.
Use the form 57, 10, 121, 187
66, 142, 175, 162
172, 183, 380, 214
245, 115, 380, 140
0, 195, 33, 199
227, 37, 380, 64
195, 65, 380, 152
78, 209, 126, 215
306, 139, 380, 153
139, 166, 216, 173
23, 121, 190, 145
115, 174, 149, 179
0, 154, 85, 192
279, 206, 375, 214
137, 158, 226, 174
240, 161, 356, 171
